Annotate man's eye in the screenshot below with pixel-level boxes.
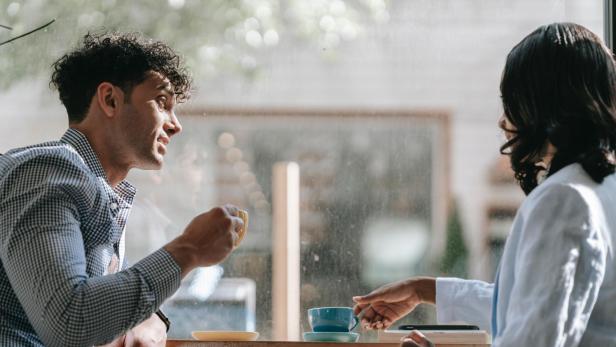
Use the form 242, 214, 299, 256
157, 96, 168, 108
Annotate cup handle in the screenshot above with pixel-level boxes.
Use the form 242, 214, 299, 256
351, 316, 359, 331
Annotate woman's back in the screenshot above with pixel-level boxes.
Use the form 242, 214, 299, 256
495, 163, 616, 346
581, 169, 616, 346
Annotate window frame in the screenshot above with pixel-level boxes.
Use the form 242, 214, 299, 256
181, 106, 453, 251
605, 0, 615, 51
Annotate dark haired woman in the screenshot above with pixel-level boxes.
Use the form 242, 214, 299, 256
352, 22, 616, 347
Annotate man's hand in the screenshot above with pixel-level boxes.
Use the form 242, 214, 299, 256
401, 330, 435, 347
164, 204, 244, 277
96, 314, 166, 347
352, 277, 435, 330
123, 313, 167, 347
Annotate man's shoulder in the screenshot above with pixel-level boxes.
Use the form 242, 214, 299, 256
1, 140, 87, 171
0, 141, 94, 188
0, 141, 105, 219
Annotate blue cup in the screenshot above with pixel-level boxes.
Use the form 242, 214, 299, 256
308, 307, 359, 332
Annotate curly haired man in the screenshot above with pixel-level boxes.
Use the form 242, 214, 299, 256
0, 32, 244, 346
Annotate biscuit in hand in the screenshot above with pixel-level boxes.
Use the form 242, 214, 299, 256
235, 210, 249, 247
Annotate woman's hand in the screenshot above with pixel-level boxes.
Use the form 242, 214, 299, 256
401, 330, 435, 347
352, 277, 435, 330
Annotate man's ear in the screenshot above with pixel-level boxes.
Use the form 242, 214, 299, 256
96, 82, 124, 118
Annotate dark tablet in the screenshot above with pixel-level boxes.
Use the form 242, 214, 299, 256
398, 324, 480, 331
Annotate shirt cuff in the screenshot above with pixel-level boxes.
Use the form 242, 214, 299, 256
132, 247, 182, 308
436, 277, 460, 324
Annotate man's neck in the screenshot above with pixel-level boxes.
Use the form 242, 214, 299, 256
69, 124, 130, 187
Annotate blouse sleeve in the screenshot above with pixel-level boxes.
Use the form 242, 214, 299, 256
495, 184, 608, 347
436, 277, 494, 332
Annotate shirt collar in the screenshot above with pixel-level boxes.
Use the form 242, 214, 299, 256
61, 128, 107, 178
60, 128, 136, 199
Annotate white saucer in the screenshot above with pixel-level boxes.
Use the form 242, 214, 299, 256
303, 331, 359, 342
191, 331, 259, 341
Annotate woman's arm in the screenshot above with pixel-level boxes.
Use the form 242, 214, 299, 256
436, 278, 494, 332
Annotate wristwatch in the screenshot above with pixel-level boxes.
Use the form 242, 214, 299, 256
155, 310, 171, 332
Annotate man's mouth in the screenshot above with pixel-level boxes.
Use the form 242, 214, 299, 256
157, 136, 169, 155
158, 136, 170, 146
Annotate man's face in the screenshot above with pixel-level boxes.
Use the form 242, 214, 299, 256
118, 71, 182, 170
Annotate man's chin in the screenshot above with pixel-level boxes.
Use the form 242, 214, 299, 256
137, 157, 164, 170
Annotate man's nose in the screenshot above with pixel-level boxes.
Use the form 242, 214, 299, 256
164, 111, 182, 137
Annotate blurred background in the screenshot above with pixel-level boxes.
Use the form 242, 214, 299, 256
0, 0, 603, 341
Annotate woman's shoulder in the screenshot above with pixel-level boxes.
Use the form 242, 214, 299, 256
528, 163, 600, 202
521, 163, 613, 228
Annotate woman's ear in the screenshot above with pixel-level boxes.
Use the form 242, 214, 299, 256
96, 82, 123, 118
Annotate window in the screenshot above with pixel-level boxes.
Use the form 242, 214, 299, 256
0, 0, 604, 341
132, 110, 449, 337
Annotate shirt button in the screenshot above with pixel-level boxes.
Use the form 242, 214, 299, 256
110, 202, 118, 210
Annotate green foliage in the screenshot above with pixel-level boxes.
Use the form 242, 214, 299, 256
0, 0, 388, 88
440, 201, 468, 277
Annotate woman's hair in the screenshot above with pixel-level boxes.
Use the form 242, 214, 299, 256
500, 22, 616, 194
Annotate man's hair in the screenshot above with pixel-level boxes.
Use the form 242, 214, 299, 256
500, 22, 616, 194
51, 32, 192, 123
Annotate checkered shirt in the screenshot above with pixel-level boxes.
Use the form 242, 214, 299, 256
0, 128, 181, 346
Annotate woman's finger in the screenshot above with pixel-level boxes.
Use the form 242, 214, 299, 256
353, 302, 368, 316
403, 330, 435, 347
353, 286, 390, 304
372, 314, 384, 330
360, 306, 378, 328
401, 338, 422, 347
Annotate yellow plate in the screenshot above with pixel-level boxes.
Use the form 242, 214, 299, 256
191, 331, 259, 341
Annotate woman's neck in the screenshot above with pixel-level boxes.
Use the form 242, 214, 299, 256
537, 142, 557, 168
535, 143, 557, 184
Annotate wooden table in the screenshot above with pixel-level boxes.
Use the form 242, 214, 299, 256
167, 341, 490, 347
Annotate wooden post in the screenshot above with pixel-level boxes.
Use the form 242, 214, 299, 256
271, 162, 300, 341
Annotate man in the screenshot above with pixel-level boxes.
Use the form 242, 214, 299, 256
0, 32, 243, 346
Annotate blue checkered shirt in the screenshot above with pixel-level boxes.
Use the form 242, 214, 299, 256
0, 129, 181, 346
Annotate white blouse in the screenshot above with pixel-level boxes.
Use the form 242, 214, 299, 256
436, 163, 616, 347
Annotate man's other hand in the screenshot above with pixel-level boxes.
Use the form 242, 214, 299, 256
96, 313, 166, 347
124, 313, 167, 347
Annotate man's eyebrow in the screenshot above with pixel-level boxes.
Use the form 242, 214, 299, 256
156, 82, 174, 95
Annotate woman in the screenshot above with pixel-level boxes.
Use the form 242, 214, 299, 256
353, 22, 616, 347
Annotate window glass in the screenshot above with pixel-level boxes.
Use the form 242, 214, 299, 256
132, 113, 447, 337
0, 0, 603, 341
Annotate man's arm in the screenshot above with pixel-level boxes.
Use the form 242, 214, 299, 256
0, 158, 181, 346
1, 157, 244, 346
